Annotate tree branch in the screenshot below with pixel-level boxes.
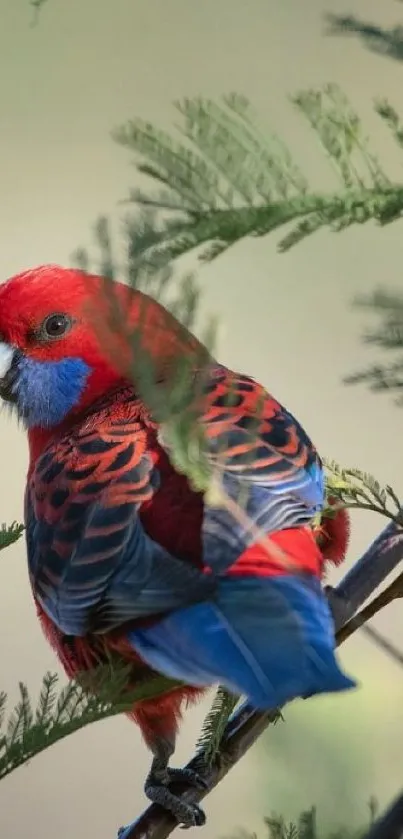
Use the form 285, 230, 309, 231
117, 518, 403, 839
325, 517, 403, 625
361, 791, 403, 839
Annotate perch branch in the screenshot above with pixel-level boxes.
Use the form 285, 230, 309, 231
118, 518, 403, 839
362, 791, 403, 839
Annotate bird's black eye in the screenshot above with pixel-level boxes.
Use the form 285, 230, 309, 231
39, 313, 72, 341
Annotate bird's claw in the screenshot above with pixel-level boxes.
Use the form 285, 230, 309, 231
178, 803, 206, 829
145, 781, 206, 828
144, 767, 207, 828
166, 766, 208, 789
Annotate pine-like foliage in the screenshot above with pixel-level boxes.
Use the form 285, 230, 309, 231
102, 84, 403, 405
0, 521, 24, 551
0, 663, 180, 779
221, 801, 375, 839
345, 288, 403, 403
195, 688, 241, 765
109, 85, 403, 265
324, 459, 403, 526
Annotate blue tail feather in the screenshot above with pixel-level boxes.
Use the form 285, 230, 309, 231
127, 575, 356, 709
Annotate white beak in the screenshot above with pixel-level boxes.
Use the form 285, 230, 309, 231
0, 342, 14, 380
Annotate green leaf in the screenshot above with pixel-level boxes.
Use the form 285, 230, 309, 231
0, 664, 182, 780
323, 459, 403, 526
109, 85, 403, 264
0, 522, 24, 551
195, 687, 240, 765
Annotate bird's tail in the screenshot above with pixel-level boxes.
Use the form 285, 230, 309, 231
127, 527, 356, 711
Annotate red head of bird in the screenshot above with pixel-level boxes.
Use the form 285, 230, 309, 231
0, 264, 209, 457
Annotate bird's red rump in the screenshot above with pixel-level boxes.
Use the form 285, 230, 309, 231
226, 527, 323, 579
35, 598, 205, 745
314, 504, 351, 568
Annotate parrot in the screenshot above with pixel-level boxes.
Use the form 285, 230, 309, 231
0, 264, 355, 828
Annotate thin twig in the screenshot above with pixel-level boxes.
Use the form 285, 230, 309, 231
117, 517, 403, 839
326, 518, 403, 624
336, 569, 403, 645
360, 623, 403, 667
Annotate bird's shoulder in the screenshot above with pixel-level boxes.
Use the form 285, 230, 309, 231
26, 386, 204, 575
199, 366, 321, 479
27, 388, 159, 524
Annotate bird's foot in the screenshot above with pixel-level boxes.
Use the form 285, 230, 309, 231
165, 766, 208, 788
145, 766, 208, 828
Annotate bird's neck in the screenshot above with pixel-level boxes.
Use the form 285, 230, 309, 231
27, 381, 135, 467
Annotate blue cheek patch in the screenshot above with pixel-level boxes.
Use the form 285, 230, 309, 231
14, 356, 91, 428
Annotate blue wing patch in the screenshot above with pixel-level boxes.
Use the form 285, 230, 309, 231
127, 574, 356, 708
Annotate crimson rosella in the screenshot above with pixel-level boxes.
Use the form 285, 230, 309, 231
0, 265, 354, 827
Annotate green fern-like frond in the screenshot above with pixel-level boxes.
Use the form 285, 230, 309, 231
222, 803, 372, 839
375, 100, 403, 151
195, 687, 240, 766
0, 522, 24, 551
0, 665, 181, 780
110, 84, 403, 266
351, 288, 403, 349
344, 287, 403, 403
113, 117, 221, 213
34, 672, 59, 727
297, 807, 317, 839
265, 813, 299, 839
324, 459, 403, 526
291, 85, 388, 190
345, 360, 403, 402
